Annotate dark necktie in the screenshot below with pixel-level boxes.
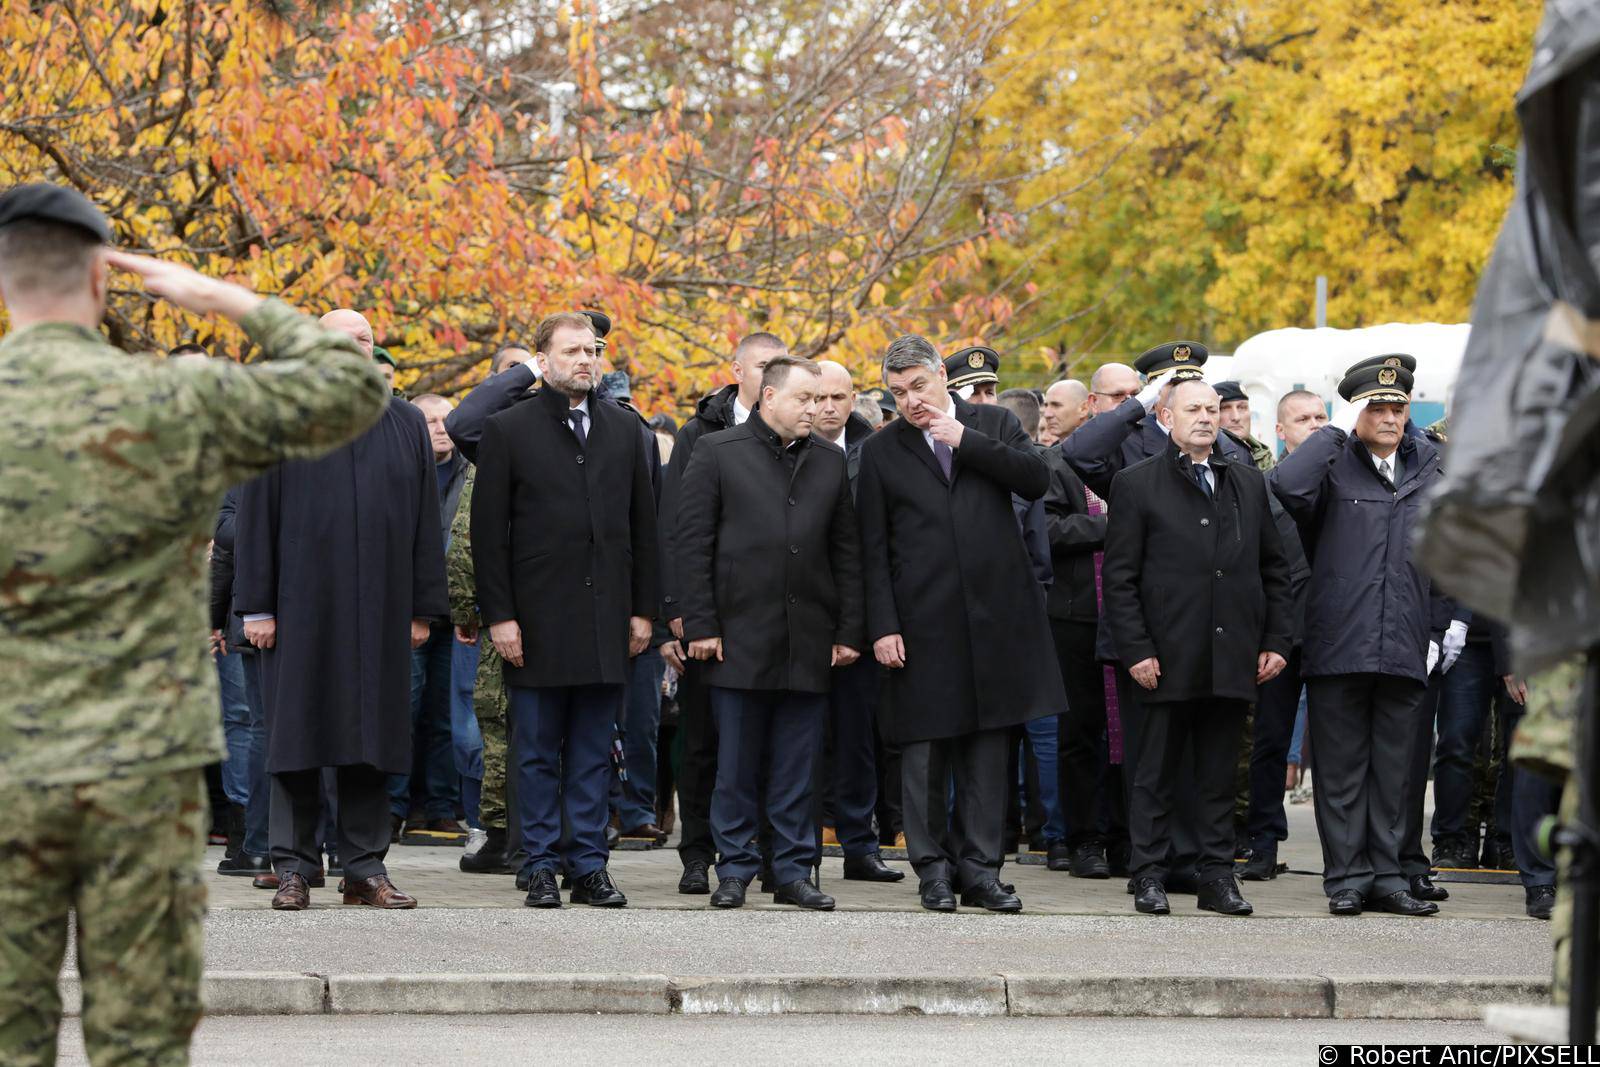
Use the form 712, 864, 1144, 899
933, 439, 953, 480
569, 408, 588, 450
1194, 464, 1213, 499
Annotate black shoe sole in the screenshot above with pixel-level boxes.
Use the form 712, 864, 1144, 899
678, 883, 711, 895
1198, 902, 1253, 916
572, 896, 628, 907
1134, 903, 1170, 915
960, 899, 1023, 913
1068, 867, 1111, 879
841, 871, 906, 882
1329, 906, 1363, 916
709, 898, 744, 909
921, 900, 957, 912
775, 897, 835, 911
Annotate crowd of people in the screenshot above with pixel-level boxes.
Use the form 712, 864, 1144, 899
0, 180, 1564, 1063
198, 293, 1561, 922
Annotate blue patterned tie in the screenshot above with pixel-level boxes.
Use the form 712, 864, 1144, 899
569, 408, 588, 449
933, 440, 953, 480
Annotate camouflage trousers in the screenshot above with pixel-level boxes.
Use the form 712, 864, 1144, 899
475, 636, 510, 831
0, 768, 206, 1067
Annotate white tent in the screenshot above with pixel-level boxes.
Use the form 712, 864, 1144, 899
1216, 323, 1470, 443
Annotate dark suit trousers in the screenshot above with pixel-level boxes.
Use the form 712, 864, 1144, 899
1117, 671, 1201, 883
818, 657, 881, 859
675, 661, 719, 867
1246, 647, 1303, 853
1399, 675, 1441, 878
1054, 618, 1111, 848
1307, 673, 1427, 898
1505, 709, 1560, 889
1129, 698, 1246, 884
508, 684, 621, 879
710, 687, 825, 887
270, 764, 389, 882
901, 728, 1009, 890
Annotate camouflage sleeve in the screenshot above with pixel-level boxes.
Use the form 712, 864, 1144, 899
172, 298, 390, 487
446, 467, 478, 628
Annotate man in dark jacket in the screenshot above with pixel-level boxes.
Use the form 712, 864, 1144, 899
656, 332, 788, 894
1269, 358, 1446, 917
811, 360, 903, 883
676, 357, 865, 910
857, 336, 1062, 913
1103, 379, 1292, 917
1040, 437, 1110, 877
471, 312, 659, 909
210, 486, 270, 877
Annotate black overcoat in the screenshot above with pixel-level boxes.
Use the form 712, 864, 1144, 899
470, 383, 659, 689
1268, 425, 1444, 683
1040, 447, 1106, 623
233, 400, 448, 773
1101, 445, 1293, 704
1060, 396, 1251, 501
675, 413, 865, 694
856, 396, 1065, 744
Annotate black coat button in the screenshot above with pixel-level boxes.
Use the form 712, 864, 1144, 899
789, 545, 800, 555
787, 594, 797, 604
1215, 570, 1223, 578
788, 497, 797, 506
1200, 518, 1210, 527
576, 454, 585, 465
585, 577, 594, 587
1215, 626, 1224, 635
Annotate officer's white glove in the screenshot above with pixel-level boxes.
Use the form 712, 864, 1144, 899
1440, 620, 1469, 674
1332, 397, 1367, 433
1427, 640, 1440, 676
1135, 377, 1164, 414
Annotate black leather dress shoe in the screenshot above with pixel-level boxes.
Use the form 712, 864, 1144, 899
1371, 890, 1438, 916
217, 852, 270, 876
842, 853, 905, 882
1196, 876, 1253, 916
920, 879, 957, 912
1431, 841, 1478, 870
709, 877, 747, 909
774, 880, 835, 910
571, 869, 628, 907
523, 869, 561, 908
678, 860, 711, 895
1132, 877, 1169, 915
1328, 890, 1363, 916
459, 828, 510, 874
1409, 874, 1449, 901
1069, 844, 1111, 879
960, 880, 1022, 913
1239, 849, 1278, 881
1526, 885, 1556, 920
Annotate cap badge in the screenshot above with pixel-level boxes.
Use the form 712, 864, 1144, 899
1173, 345, 1192, 361
1384, 357, 1402, 368
968, 352, 986, 369
1378, 368, 1398, 386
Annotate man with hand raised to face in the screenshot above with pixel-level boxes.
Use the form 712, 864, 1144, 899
470, 312, 659, 910
1101, 379, 1292, 918
1269, 356, 1449, 918
674, 357, 864, 910
855, 335, 1062, 914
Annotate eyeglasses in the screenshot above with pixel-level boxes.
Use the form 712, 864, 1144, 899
1093, 390, 1136, 402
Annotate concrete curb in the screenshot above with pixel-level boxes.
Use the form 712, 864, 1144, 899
56, 972, 1553, 1019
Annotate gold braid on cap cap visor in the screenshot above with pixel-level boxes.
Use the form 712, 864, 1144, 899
1348, 386, 1411, 404
947, 372, 998, 389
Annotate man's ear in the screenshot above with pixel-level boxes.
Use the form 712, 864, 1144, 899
1158, 405, 1176, 430
535, 351, 550, 378
88, 248, 109, 309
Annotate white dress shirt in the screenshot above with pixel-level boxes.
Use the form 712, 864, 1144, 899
1372, 450, 1401, 485
732, 397, 751, 426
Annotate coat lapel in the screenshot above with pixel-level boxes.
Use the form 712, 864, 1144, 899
949, 394, 981, 486
894, 416, 948, 485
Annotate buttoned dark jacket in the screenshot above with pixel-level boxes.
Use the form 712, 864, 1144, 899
1040, 446, 1106, 622
1061, 395, 1252, 501
1102, 444, 1293, 703
675, 413, 864, 694
1268, 425, 1443, 683
470, 383, 659, 689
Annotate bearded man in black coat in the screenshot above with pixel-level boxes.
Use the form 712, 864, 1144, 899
1101, 379, 1292, 918
471, 312, 659, 910
856, 335, 1063, 914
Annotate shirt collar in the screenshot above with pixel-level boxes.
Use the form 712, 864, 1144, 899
817, 425, 848, 450
732, 396, 752, 425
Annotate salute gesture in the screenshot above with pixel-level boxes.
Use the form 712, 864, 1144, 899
105, 250, 264, 322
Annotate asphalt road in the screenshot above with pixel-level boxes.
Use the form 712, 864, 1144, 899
53, 1014, 1506, 1066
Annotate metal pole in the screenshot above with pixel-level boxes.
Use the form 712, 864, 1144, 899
1570, 648, 1600, 1043
1315, 276, 1328, 329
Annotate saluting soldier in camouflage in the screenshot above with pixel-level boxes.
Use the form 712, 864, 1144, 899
0, 183, 389, 1067
447, 466, 514, 872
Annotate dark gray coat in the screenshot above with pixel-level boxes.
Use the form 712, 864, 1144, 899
857, 397, 1064, 743
675, 414, 864, 693
1041, 446, 1106, 622
1269, 425, 1444, 683
1102, 445, 1293, 703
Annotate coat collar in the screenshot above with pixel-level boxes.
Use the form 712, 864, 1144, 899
535, 379, 597, 421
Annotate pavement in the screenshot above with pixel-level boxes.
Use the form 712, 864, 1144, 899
56, 788, 1556, 1022
54, 1015, 1510, 1066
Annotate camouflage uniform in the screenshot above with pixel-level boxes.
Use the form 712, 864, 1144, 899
446, 468, 510, 832
0, 300, 386, 1066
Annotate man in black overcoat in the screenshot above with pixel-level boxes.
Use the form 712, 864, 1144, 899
1102, 379, 1292, 917
1269, 358, 1448, 918
675, 357, 864, 910
471, 312, 659, 909
234, 308, 448, 911
856, 335, 1062, 913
